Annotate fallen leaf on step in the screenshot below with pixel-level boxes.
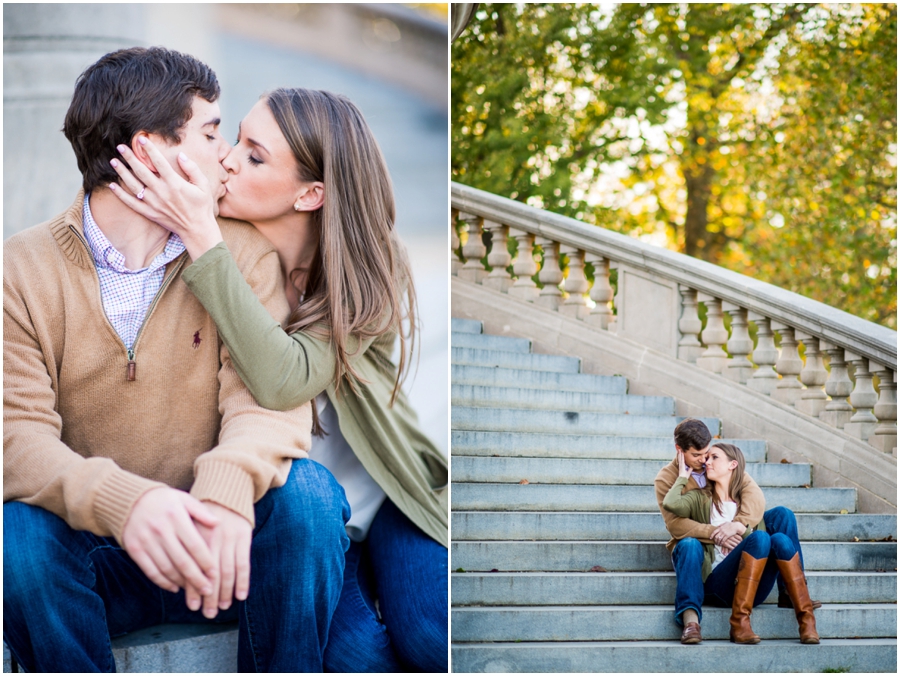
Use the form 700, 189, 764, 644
590, 565, 608, 572
713, 435, 721, 439
853, 537, 860, 542
780, 458, 792, 463
519, 479, 530, 484
802, 484, 811, 488
490, 568, 499, 573
840, 509, 849, 514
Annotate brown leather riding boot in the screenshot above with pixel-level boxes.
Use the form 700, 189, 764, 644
776, 553, 820, 644
729, 551, 766, 644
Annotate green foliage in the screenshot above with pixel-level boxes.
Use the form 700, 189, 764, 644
452, 3, 896, 328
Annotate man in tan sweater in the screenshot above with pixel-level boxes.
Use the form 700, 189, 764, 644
654, 418, 819, 645
4, 47, 348, 672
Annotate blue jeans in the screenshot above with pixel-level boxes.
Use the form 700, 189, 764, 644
672, 506, 803, 624
324, 499, 448, 673
3, 459, 350, 673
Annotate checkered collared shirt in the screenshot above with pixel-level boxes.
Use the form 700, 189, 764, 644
82, 194, 186, 350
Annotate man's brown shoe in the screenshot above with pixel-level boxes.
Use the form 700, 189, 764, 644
681, 622, 702, 644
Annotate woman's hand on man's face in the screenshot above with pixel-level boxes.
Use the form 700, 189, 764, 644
108, 137, 224, 260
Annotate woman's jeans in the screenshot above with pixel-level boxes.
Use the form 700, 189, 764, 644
324, 499, 449, 673
3, 459, 350, 673
672, 506, 803, 624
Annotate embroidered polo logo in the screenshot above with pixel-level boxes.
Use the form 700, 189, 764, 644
192, 330, 202, 349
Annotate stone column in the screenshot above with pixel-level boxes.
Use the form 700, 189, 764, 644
458, 212, 487, 283
585, 254, 613, 329
794, 331, 828, 417
559, 245, 589, 319
450, 209, 461, 276
870, 363, 897, 454
482, 219, 512, 292
508, 229, 538, 302
747, 314, 779, 395
819, 341, 854, 429
722, 303, 754, 384
4, 3, 145, 239
677, 286, 704, 364
771, 323, 804, 406
695, 294, 729, 373
843, 352, 879, 441
535, 237, 563, 310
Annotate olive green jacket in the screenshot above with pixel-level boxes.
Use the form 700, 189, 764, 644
182, 242, 448, 547
662, 476, 765, 581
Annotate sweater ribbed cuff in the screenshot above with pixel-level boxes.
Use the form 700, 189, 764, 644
94, 469, 168, 544
182, 241, 230, 284
190, 460, 256, 527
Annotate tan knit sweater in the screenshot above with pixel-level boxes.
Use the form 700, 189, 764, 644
3, 192, 312, 542
654, 458, 766, 553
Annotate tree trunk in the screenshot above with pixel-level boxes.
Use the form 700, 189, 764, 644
683, 159, 715, 259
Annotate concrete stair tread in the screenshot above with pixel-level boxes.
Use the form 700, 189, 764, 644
452, 347, 582, 373
451, 317, 483, 334
451, 332, 532, 352
451, 483, 858, 513
452, 384, 675, 415
452, 431, 767, 461
451, 511, 897, 541
451, 457, 810, 486
452, 365, 627, 394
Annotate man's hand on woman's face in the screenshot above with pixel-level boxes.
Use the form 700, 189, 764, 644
677, 449, 692, 478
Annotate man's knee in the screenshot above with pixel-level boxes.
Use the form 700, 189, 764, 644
256, 459, 350, 548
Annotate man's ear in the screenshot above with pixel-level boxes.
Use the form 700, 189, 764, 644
130, 132, 161, 174
293, 182, 325, 212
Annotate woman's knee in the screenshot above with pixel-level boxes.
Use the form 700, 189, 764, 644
674, 537, 704, 561
769, 532, 797, 561
742, 530, 771, 558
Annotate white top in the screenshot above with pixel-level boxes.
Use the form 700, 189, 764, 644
709, 500, 739, 570
310, 393, 387, 542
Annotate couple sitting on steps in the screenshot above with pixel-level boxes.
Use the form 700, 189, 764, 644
654, 418, 821, 645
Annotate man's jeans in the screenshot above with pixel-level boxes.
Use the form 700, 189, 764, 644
324, 499, 449, 673
3, 459, 350, 673
672, 506, 803, 624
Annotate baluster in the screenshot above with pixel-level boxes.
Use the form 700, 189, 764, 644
585, 254, 613, 329
747, 314, 778, 395
508, 229, 538, 302
535, 237, 563, 310
869, 363, 897, 454
559, 245, 589, 319
843, 352, 879, 441
450, 209, 461, 276
482, 219, 512, 293
695, 294, 728, 373
677, 286, 704, 363
458, 212, 487, 284
819, 341, 854, 429
794, 332, 828, 417
722, 303, 754, 383
771, 323, 804, 405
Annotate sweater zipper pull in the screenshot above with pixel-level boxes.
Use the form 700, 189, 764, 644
127, 349, 136, 381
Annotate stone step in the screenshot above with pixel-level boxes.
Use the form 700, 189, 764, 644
451, 317, 483, 334
451, 457, 810, 487
451, 483, 857, 514
452, 385, 675, 415
451, 347, 582, 374
451, 431, 767, 462
450, 638, 898, 673
3, 624, 238, 673
451, 571, 898, 606
452, 407, 722, 437
452, 365, 627, 394
451, 332, 532, 353
451, 604, 897, 642
451, 511, 897, 541
451, 541, 896, 572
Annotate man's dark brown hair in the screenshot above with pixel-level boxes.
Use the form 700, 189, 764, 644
63, 46, 220, 192
674, 417, 712, 452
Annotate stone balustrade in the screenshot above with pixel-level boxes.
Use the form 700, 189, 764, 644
452, 183, 898, 456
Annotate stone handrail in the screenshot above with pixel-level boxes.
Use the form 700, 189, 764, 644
452, 181, 897, 456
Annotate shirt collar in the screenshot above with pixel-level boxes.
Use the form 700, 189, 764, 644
82, 193, 185, 273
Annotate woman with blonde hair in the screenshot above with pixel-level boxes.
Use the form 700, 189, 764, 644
110, 87, 447, 672
663, 443, 818, 645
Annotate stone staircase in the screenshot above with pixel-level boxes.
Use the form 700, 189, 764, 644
450, 317, 898, 673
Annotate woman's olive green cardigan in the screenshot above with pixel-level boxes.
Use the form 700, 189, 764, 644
663, 476, 763, 581
182, 242, 448, 547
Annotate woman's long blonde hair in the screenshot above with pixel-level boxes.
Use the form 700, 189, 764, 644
705, 442, 746, 516
266, 88, 418, 414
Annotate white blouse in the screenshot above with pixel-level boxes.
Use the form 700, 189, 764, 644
709, 500, 738, 570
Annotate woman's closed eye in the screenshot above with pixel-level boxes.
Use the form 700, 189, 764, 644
247, 154, 263, 166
